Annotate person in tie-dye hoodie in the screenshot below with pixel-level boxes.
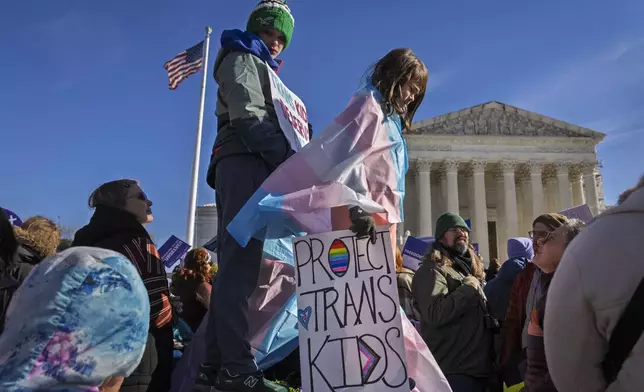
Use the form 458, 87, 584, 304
0, 247, 149, 392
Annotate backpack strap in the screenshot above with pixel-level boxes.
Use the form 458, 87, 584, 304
602, 277, 644, 383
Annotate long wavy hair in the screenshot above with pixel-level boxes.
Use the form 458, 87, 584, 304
395, 247, 403, 273
370, 48, 429, 130
174, 248, 212, 284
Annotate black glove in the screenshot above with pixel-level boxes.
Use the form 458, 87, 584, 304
349, 206, 376, 244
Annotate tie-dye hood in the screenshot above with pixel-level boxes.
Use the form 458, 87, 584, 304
0, 247, 150, 392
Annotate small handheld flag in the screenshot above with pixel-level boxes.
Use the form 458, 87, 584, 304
164, 41, 204, 90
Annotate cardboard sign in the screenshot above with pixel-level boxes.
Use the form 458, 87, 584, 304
560, 204, 594, 223
268, 67, 310, 151
2, 208, 22, 226
158, 235, 191, 269
293, 227, 409, 392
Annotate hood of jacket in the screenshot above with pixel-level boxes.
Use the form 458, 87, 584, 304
495, 255, 527, 283
507, 237, 534, 260
72, 206, 150, 247
213, 29, 281, 77
600, 184, 644, 218
0, 247, 149, 391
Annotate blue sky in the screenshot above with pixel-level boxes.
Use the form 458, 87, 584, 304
1, 0, 642, 244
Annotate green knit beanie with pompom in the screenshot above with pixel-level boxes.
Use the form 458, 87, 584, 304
246, 0, 295, 49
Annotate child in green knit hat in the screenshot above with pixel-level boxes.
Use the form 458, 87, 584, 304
198, 1, 298, 392
247, 0, 295, 52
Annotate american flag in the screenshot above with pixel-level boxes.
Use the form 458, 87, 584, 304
164, 41, 204, 90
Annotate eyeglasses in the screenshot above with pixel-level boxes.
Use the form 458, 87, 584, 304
448, 227, 469, 235
528, 230, 550, 239
542, 231, 557, 244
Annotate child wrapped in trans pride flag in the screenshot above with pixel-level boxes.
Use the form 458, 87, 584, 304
171, 49, 452, 392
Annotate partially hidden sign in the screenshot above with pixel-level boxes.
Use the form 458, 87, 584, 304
2, 208, 22, 227
268, 67, 310, 152
293, 227, 409, 392
158, 235, 191, 269
560, 204, 594, 223
401, 236, 430, 272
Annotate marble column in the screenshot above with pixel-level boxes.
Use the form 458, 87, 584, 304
437, 169, 447, 217
404, 169, 417, 235
528, 163, 545, 221
416, 160, 433, 237
543, 169, 559, 212
501, 161, 519, 241
495, 170, 508, 262
582, 162, 600, 216
570, 166, 585, 206
445, 160, 460, 214
556, 162, 573, 210
470, 160, 490, 266
516, 167, 531, 237
520, 177, 534, 236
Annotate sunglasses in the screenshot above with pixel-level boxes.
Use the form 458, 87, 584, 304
128, 192, 148, 201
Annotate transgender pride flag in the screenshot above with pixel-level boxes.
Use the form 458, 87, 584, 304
170, 83, 452, 392
227, 84, 408, 253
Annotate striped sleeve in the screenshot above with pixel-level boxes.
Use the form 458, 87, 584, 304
122, 238, 173, 328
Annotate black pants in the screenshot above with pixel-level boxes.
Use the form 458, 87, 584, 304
204, 154, 272, 375
446, 375, 488, 392
121, 325, 174, 392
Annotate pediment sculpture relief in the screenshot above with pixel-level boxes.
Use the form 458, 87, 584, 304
410, 108, 596, 138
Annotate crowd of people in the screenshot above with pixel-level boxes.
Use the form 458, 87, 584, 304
1, 0, 643, 391
393, 183, 644, 392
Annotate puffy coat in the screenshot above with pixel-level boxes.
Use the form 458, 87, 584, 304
545, 186, 644, 392
206, 29, 293, 188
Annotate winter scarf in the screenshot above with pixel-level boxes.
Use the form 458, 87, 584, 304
220, 29, 281, 71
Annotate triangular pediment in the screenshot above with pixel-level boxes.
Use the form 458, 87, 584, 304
410, 101, 605, 140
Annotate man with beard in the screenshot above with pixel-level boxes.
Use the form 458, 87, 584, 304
412, 213, 496, 392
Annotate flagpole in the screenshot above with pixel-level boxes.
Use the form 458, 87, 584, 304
186, 26, 212, 246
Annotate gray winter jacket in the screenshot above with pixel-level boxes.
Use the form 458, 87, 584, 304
207, 49, 292, 187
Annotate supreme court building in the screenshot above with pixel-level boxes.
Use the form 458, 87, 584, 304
402, 101, 606, 264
